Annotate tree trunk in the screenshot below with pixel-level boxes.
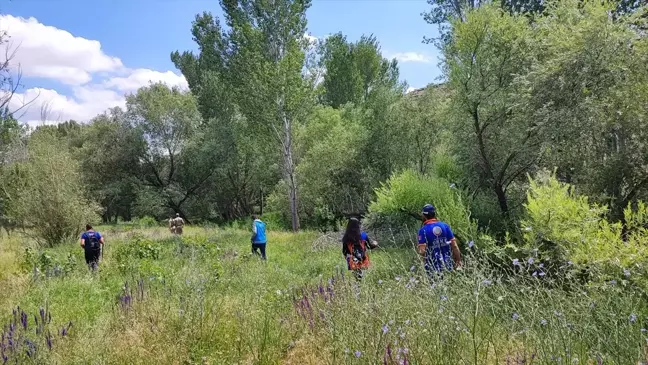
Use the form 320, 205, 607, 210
283, 114, 300, 232
494, 184, 509, 218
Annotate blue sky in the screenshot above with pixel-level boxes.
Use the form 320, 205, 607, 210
0, 0, 442, 125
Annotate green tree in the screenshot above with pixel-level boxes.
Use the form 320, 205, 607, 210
172, 1, 311, 230
295, 106, 370, 227
9, 131, 99, 246
319, 33, 401, 108
391, 84, 452, 175
125, 83, 213, 220
444, 5, 539, 224
77, 107, 144, 222
526, 0, 648, 226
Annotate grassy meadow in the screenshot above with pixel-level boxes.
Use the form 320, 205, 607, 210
1, 225, 647, 364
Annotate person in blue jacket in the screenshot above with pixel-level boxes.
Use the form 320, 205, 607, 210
80, 224, 104, 271
251, 215, 267, 260
417, 204, 462, 276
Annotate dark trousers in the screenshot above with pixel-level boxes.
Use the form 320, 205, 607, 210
251, 243, 267, 260
85, 249, 101, 271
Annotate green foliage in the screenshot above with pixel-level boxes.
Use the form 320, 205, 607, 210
9, 132, 100, 247
136, 216, 159, 228
3, 226, 648, 363
525, 0, 648, 221
445, 4, 539, 223
522, 171, 648, 290
114, 235, 163, 274
367, 170, 478, 248
20, 247, 77, 279
319, 33, 402, 108
76, 107, 143, 222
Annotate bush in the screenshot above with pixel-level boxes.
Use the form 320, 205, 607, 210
366, 170, 479, 249
136, 216, 159, 228
8, 132, 100, 247
522, 170, 648, 290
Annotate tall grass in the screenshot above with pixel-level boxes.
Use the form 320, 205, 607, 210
1, 226, 646, 364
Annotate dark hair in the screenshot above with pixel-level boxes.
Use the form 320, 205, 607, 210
86, 224, 93, 231
342, 218, 362, 244
252, 214, 258, 220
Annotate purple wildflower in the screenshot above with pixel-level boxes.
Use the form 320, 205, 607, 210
441, 295, 448, 301
382, 324, 389, 334
468, 241, 475, 248
512, 259, 520, 266
410, 265, 416, 272
630, 314, 638, 323
512, 313, 519, 320
378, 280, 383, 284
46, 330, 52, 350
539, 271, 546, 277
528, 258, 534, 265
540, 319, 547, 326
354, 350, 362, 358
395, 277, 401, 282
609, 280, 617, 285
482, 279, 492, 286
20, 311, 27, 330
624, 269, 631, 278
532, 271, 538, 277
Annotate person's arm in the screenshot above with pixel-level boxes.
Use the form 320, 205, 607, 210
80, 233, 85, 248
98, 233, 105, 246
447, 227, 462, 267
417, 228, 426, 256
364, 232, 379, 249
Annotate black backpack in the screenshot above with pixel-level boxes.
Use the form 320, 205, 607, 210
86, 231, 101, 250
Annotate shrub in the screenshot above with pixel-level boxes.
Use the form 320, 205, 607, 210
136, 216, 159, 228
114, 235, 163, 274
20, 247, 78, 279
522, 171, 648, 290
366, 169, 479, 249
8, 132, 100, 247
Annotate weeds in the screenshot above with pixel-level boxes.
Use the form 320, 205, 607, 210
0, 226, 647, 364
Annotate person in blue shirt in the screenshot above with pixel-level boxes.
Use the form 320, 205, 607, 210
251, 215, 267, 260
80, 224, 104, 271
417, 204, 462, 275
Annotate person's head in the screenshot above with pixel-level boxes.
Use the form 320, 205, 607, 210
422, 204, 437, 220
86, 224, 93, 231
343, 217, 362, 243
252, 214, 258, 221
176, 213, 180, 217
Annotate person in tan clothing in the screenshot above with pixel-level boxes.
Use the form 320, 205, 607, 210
173, 213, 185, 235
168, 216, 176, 234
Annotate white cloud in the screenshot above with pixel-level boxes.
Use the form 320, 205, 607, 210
385, 51, 434, 64
406, 87, 416, 94
0, 15, 188, 124
303, 32, 318, 46
0, 14, 123, 85
104, 69, 188, 92
10, 86, 125, 124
